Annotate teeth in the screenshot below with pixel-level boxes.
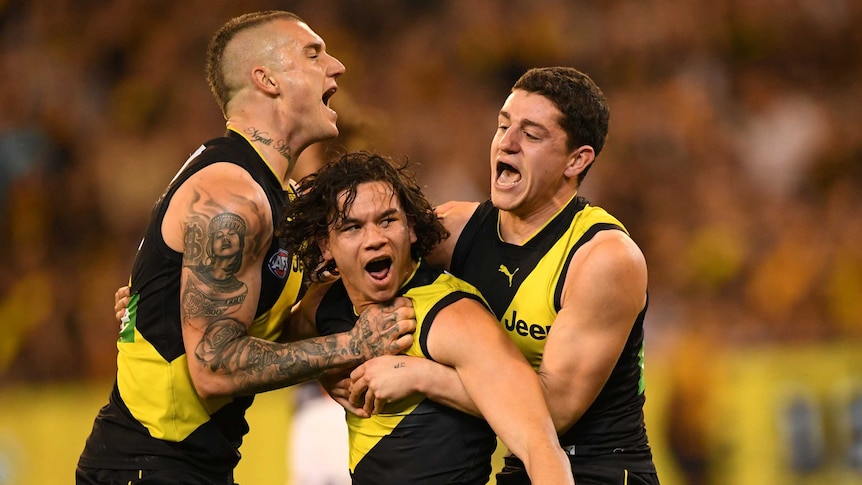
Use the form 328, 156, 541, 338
496, 162, 521, 186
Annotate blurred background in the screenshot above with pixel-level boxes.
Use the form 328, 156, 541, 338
1, 0, 861, 483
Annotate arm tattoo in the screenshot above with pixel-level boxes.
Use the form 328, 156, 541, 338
182, 209, 249, 319
348, 308, 400, 359
195, 318, 362, 394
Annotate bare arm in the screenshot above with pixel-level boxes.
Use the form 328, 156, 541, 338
349, 229, 648, 437
348, 200, 482, 413
539, 230, 648, 432
349, 354, 477, 416
424, 298, 572, 484
165, 164, 416, 399
425, 200, 478, 269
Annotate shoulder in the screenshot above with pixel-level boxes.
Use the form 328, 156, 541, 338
176, 162, 269, 214
426, 201, 481, 268
295, 280, 340, 327
562, 228, 647, 307
435, 200, 481, 228
163, 162, 272, 252
573, 229, 645, 279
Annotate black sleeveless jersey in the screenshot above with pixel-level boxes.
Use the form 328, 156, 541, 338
78, 129, 304, 476
450, 196, 654, 469
316, 261, 498, 485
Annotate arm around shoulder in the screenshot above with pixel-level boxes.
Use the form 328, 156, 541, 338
426, 201, 479, 269
427, 297, 573, 484
539, 229, 647, 432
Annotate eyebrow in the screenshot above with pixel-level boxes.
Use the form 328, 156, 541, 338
498, 110, 551, 135
304, 41, 323, 54
336, 207, 399, 228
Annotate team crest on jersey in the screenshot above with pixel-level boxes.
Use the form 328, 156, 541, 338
268, 249, 291, 279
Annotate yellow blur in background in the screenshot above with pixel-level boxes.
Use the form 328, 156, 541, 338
0, 343, 860, 485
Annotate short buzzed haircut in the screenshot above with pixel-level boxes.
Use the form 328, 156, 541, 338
205, 11, 303, 116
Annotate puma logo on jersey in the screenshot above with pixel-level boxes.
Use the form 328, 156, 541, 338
498, 265, 519, 287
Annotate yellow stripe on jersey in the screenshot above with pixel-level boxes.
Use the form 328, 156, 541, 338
116, 328, 230, 441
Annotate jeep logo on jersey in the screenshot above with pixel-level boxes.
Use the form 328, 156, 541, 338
503, 310, 551, 340
268, 249, 291, 279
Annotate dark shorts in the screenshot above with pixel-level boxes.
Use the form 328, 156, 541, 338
496, 453, 660, 485
75, 465, 236, 485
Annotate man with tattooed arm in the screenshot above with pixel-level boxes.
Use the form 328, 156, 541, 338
76, 11, 415, 485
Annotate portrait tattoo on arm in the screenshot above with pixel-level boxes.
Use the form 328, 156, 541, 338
182, 211, 249, 318
176, 187, 381, 394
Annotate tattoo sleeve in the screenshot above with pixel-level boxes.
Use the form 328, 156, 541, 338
194, 317, 372, 394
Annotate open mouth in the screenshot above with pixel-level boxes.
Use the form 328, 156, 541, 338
496, 161, 521, 187
365, 256, 392, 281
322, 87, 337, 107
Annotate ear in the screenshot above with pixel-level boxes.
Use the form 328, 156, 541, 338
408, 223, 417, 245
564, 145, 595, 179
317, 237, 332, 262
252, 66, 279, 95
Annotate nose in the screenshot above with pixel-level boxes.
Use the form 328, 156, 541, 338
328, 54, 346, 78
362, 224, 386, 249
497, 128, 519, 153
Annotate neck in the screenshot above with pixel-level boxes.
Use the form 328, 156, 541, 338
498, 191, 577, 245
226, 120, 301, 184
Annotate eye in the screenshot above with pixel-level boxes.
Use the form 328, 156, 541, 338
523, 130, 539, 140
341, 223, 360, 232
497, 124, 509, 132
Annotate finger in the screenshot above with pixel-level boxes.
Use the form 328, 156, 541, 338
363, 389, 375, 416
397, 317, 417, 334
373, 396, 387, 415
394, 304, 416, 320
349, 364, 365, 381
390, 334, 414, 354
350, 379, 369, 407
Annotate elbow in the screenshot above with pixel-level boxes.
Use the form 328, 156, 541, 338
190, 368, 235, 400
550, 398, 590, 435
539, 380, 589, 434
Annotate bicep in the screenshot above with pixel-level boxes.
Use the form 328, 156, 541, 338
426, 297, 524, 370
172, 169, 273, 370
425, 297, 559, 460
538, 232, 647, 430
425, 297, 535, 405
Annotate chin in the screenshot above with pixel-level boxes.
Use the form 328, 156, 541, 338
367, 285, 399, 303
491, 191, 517, 211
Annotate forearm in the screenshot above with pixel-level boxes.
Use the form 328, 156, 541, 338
192, 317, 368, 398
414, 360, 480, 417
460, 364, 572, 485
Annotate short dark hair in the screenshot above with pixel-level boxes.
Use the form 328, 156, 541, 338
279, 151, 448, 279
513, 67, 610, 182
205, 11, 303, 116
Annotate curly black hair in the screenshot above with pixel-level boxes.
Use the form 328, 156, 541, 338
278, 151, 448, 281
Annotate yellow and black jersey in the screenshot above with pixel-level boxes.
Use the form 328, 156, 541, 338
450, 195, 655, 469
316, 260, 497, 485
78, 129, 304, 476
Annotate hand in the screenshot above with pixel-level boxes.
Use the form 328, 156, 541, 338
349, 297, 416, 360
349, 355, 424, 415
319, 374, 369, 418
114, 285, 131, 323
